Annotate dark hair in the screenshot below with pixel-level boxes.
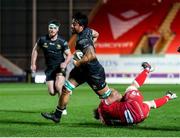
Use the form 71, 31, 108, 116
73, 12, 88, 28
48, 20, 60, 27
93, 108, 100, 120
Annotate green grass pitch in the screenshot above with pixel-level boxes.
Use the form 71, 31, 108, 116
0, 83, 180, 137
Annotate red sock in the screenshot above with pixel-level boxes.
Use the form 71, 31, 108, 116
154, 96, 169, 108
134, 69, 149, 87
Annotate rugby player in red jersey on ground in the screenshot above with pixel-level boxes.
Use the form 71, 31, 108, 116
94, 62, 177, 126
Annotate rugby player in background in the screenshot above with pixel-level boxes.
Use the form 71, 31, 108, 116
31, 20, 72, 115
94, 62, 177, 126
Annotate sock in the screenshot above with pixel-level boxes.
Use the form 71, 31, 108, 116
153, 96, 169, 108
54, 106, 66, 118
134, 69, 149, 87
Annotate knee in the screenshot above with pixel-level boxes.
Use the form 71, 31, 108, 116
62, 86, 71, 95
55, 84, 63, 93
48, 87, 56, 96
125, 85, 138, 93
63, 80, 76, 95
48, 90, 56, 96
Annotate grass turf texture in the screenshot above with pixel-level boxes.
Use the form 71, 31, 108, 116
0, 83, 180, 137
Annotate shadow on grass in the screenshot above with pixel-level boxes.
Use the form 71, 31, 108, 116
0, 109, 56, 126
64, 122, 104, 128
0, 109, 179, 132
133, 125, 180, 132
109, 124, 180, 132
66, 122, 180, 131
0, 109, 41, 114
0, 119, 179, 132
0, 119, 55, 126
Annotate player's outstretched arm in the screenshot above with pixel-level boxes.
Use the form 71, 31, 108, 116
60, 49, 72, 69
30, 43, 39, 72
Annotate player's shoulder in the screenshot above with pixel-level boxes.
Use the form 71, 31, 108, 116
84, 27, 92, 33
57, 35, 68, 46
57, 35, 66, 42
38, 34, 49, 41
82, 27, 93, 37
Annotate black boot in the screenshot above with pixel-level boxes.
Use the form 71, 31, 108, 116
41, 107, 64, 123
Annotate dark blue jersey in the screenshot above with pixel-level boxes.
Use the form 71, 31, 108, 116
37, 34, 69, 67
75, 28, 103, 75
75, 27, 94, 51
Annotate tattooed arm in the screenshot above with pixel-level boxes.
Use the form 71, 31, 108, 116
74, 46, 96, 67
91, 29, 99, 43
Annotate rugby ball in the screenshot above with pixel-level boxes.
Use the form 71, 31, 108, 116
73, 50, 83, 61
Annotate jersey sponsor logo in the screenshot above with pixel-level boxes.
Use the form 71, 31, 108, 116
49, 42, 55, 45
56, 44, 62, 49
43, 43, 48, 48
131, 91, 140, 96
91, 84, 97, 90
108, 11, 152, 39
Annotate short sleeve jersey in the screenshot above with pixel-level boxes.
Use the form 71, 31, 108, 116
75, 27, 103, 74
37, 35, 69, 67
75, 27, 94, 51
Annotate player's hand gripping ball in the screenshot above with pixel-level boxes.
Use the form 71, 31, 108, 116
177, 47, 180, 53
73, 50, 83, 61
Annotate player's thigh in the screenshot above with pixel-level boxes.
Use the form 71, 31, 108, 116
45, 68, 55, 81
55, 75, 65, 89
124, 90, 144, 103
142, 103, 150, 118
87, 73, 106, 92
68, 67, 86, 85
63, 68, 86, 93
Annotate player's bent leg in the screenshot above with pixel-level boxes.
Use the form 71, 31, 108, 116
143, 101, 156, 109
59, 79, 78, 108
41, 79, 78, 123
108, 88, 122, 104
46, 81, 56, 96
41, 93, 68, 123
55, 75, 65, 94
97, 85, 111, 98
125, 85, 138, 94
41, 111, 61, 123
130, 62, 153, 89
97, 86, 122, 105
144, 91, 177, 109
55, 75, 67, 115
142, 103, 150, 118
166, 90, 177, 100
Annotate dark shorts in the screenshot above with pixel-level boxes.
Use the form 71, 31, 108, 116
45, 66, 66, 81
69, 66, 106, 92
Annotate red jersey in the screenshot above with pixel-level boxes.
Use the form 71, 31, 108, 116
98, 90, 150, 125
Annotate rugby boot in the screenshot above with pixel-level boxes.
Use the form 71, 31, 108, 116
142, 62, 154, 72
41, 112, 60, 123
166, 90, 177, 100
